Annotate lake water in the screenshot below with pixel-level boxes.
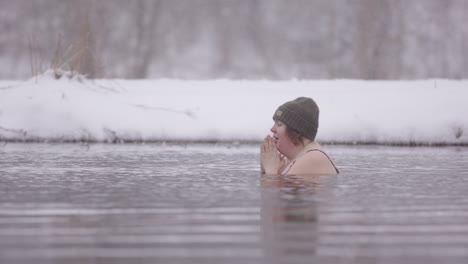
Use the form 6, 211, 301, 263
0, 143, 467, 264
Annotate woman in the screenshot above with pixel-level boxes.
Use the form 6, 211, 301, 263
260, 97, 339, 175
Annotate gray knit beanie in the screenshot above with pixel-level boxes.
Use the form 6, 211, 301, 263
272, 97, 319, 140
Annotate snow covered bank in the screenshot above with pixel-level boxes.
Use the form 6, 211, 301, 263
0, 73, 467, 145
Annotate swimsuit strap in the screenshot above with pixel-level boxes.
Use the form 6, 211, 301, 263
280, 149, 340, 175
305, 149, 340, 174
280, 159, 296, 175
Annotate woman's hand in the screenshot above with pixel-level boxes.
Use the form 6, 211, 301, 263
260, 135, 284, 174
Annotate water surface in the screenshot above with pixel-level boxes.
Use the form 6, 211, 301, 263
1, 143, 467, 264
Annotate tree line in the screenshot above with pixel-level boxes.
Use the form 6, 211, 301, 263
0, 0, 467, 79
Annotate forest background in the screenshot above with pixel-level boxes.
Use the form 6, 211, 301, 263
1, 0, 467, 80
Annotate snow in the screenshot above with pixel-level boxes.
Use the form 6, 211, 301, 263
0, 70, 467, 145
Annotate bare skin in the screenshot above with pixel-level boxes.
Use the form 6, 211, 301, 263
260, 120, 337, 175
260, 135, 284, 174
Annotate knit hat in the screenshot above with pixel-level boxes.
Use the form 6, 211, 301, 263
272, 97, 319, 140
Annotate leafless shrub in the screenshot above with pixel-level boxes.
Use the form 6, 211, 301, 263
29, 28, 102, 81
454, 126, 463, 139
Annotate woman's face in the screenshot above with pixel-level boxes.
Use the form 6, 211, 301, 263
270, 120, 295, 155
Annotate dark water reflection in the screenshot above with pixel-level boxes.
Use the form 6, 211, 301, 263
0, 143, 467, 264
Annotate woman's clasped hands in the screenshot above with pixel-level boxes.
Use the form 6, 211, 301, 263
260, 135, 285, 174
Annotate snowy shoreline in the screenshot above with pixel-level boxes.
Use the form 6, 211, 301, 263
1, 73, 467, 146
0, 139, 466, 147
0, 137, 467, 147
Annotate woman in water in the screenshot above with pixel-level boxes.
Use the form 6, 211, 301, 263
260, 97, 339, 175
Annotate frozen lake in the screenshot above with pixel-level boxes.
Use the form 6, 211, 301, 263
0, 143, 467, 264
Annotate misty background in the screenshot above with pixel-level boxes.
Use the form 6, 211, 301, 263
1, 0, 467, 80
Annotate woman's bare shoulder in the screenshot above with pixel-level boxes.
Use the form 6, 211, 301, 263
287, 150, 337, 175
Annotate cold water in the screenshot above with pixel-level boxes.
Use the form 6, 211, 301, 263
0, 143, 467, 264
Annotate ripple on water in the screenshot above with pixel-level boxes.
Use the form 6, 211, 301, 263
0, 144, 467, 264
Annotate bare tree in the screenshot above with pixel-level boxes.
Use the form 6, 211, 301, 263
353, 0, 393, 79
130, 0, 161, 78
1, 0, 468, 80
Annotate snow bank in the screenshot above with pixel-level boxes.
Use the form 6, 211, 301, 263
0, 73, 467, 145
